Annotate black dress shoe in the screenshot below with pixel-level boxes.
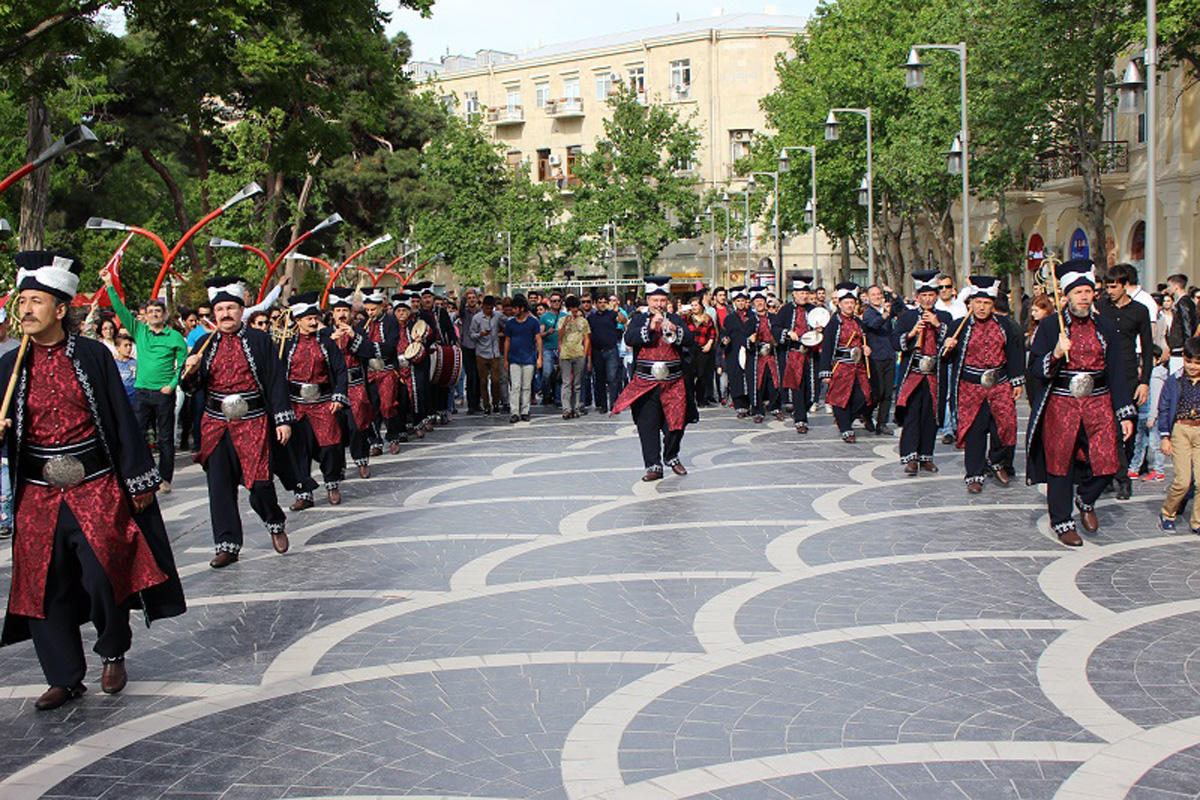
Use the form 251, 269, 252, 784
35, 683, 86, 711
863, 418, 877, 433
1115, 481, 1132, 500
520, 414, 530, 421
942, 434, 955, 445
209, 551, 239, 568
510, 414, 520, 424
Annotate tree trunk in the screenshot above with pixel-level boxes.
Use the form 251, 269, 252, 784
189, 115, 212, 271
18, 94, 51, 251
839, 236, 851, 283
283, 170, 317, 287
1079, 65, 1108, 266
140, 147, 202, 276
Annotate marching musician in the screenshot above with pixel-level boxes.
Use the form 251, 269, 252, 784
745, 287, 782, 423
327, 287, 376, 477
818, 282, 872, 443
361, 289, 403, 455
393, 292, 423, 440
413, 282, 458, 427
279, 292, 349, 509
0, 251, 184, 710
773, 274, 820, 434
182, 276, 294, 568
1027, 259, 1136, 546
611, 277, 697, 480
945, 276, 1025, 492
893, 271, 954, 474
719, 286, 753, 418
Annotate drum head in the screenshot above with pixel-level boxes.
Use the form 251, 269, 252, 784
800, 330, 822, 347
410, 319, 429, 340
806, 306, 831, 329
403, 342, 423, 361
738, 346, 746, 370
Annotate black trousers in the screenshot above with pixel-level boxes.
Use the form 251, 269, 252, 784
963, 402, 1014, 482
831, 381, 869, 433
870, 358, 896, 428
899, 380, 938, 462
135, 388, 176, 483
344, 409, 372, 466
462, 347, 481, 411
28, 503, 131, 687
632, 388, 684, 468
751, 369, 780, 416
178, 391, 195, 450
1048, 472, 1108, 534
204, 431, 285, 552
287, 416, 345, 494
692, 349, 715, 405
789, 371, 812, 425
592, 347, 621, 412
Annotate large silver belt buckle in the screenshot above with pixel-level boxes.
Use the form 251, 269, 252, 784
980, 368, 999, 388
397, 355, 409, 370
299, 382, 321, 402
43, 455, 85, 488
367, 357, 387, 372
650, 361, 671, 381
848, 346, 863, 363
1069, 373, 1094, 398
917, 355, 936, 374
758, 342, 773, 356
220, 393, 249, 420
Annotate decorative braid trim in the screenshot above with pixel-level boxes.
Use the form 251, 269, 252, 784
1042, 352, 1056, 376
1011, 376, 1026, 387
900, 452, 920, 464
353, 457, 369, 467
665, 458, 681, 467
266, 521, 286, 536
819, 370, 832, 380
331, 393, 350, 407
1074, 497, 1095, 513
988, 461, 1008, 474
274, 409, 297, 425
840, 431, 855, 441
1115, 404, 1137, 421
125, 467, 161, 496
1052, 520, 1077, 537
324, 482, 339, 491
215, 541, 241, 554
101, 655, 125, 664
295, 491, 313, 501
918, 455, 935, 463
965, 475, 986, 486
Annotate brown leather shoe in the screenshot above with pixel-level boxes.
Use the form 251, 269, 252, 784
35, 683, 85, 711
844, 433, 857, 443
1080, 508, 1099, 533
753, 415, 764, 423
920, 462, 939, 473
358, 464, 371, 479
993, 468, 1011, 486
388, 441, 401, 455
101, 659, 127, 694
369, 445, 383, 457
327, 487, 341, 506
290, 497, 314, 512
642, 467, 664, 482
967, 482, 983, 494
1058, 528, 1084, 547
272, 530, 290, 554
670, 462, 688, 476
904, 461, 918, 476
209, 551, 238, 569
736, 410, 748, 419
796, 423, 808, 434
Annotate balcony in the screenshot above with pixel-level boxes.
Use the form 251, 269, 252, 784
486, 106, 525, 126
1035, 140, 1129, 182
546, 97, 584, 118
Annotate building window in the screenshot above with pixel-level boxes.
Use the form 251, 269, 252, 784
506, 150, 523, 175
537, 148, 551, 183
566, 145, 582, 187
730, 130, 753, 165
1137, 112, 1146, 144
563, 77, 580, 101
628, 65, 646, 99
596, 72, 614, 100
464, 91, 479, 115
440, 95, 457, 114
669, 59, 691, 101
505, 87, 521, 111
535, 82, 549, 109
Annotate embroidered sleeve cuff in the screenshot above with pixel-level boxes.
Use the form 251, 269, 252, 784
125, 468, 161, 496
639, 319, 652, 344
819, 370, 832, 380
274, 410, 297, 425
351, 333, 365, 352
1115, 404, 1137, 421
1041, 352, 1058, 377
332, 392, 350, 406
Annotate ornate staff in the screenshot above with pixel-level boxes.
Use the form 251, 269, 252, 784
277, 308, 292, 359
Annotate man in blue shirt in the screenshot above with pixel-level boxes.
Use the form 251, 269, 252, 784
539, 291, 566, 406
504, 294, 543, 422
862, 284, 898, 435
588, 294, 624, 413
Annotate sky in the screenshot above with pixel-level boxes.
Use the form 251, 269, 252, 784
382, 1, 817, 63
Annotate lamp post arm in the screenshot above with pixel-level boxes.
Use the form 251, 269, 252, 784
0, 162, 37, 197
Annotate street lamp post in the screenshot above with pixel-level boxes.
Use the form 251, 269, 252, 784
825, 107, 874, 285
748, 171, 781, 290
903, 43, 971, 283
601, 222, 618, 283
0, 125, 97, 196
779, 146, 818, 287
1115, 0, 1157, 289
496, 231, 512, 287
718, 189, 733, 287
694, 206, 716, 286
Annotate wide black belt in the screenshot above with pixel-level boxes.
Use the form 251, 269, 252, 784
288, 380, 333, 403
21, 437, 111, 488
1051, 369, 1108, 397
634, 360, 683, 381
346, 365, 366, 385
205, 389, 267, 420
961, 365, 1009, 385
834, 345, 863, 364
909, 353, 939, 375
786, 340, 809, 351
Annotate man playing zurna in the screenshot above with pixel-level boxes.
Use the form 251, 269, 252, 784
0, 251, 184, 710
611, 277, 697, 481
361, 289, 402, 454
183, 276, 294, 568
892, 271, 954, 474
1027, 259, 1136, 546
819, 282, 872, 443
946, 275, 1025, 492
719, 286, 753, 417
327, 287, 377, 477
745, 286, 782, 423
280, 292, 349, 509
773, 274, 820, 434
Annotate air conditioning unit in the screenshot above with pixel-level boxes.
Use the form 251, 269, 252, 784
732, 130, 753, 143
609, 72, 620, 82
548, 154, 561, 166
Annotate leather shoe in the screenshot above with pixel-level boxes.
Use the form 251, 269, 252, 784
327, 487, 341, 506
863, 417, 876, 433
1115, 481, 1132, 500
388, 441, 401, 455
369, 445, 383, 457
903, 461, 918, 476
209, 551, 238, 568
1080, 508, 1099, 533
670, 461, 688, 476
642, 467, 664, 482
272, 530, 290, 554
101, 659, 127, 694
967, 482, 982, 494
920, 462, 939, 473
290, 497, 314, 512
993, 468, 1011, 486
753, 415, 764, 423
1058, 528, 1084, 547
843, 433, 857, 443
358, 465, 371, 479
796, 423, 808, 434
942, 434, 955, 445
35, 683, 85, 711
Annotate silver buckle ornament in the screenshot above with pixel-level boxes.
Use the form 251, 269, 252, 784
43, 455, 85, 488
367, 357, 387, 372
1069, 373, 1094, 398
220, 393, 250, 420
917, 355, 936, 374
650, 361, 671, 381
848, 346, 863, 363
299, 383, 321, 402
980, 368, 998, 388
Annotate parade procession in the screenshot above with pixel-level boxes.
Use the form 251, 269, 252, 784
1, 0, 1199, 796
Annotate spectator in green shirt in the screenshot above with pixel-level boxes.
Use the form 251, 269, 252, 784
102, 271, 189, 492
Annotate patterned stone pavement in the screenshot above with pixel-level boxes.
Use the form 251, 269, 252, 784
0, 403, 1198, 799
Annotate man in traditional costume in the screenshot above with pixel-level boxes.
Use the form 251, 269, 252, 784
773, 274, 820, 434
328, 287, 376, 477
719, 286, 753, 418
818, 283, 872, 442
745, 287, 782, 423
893, 271, 954, 474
